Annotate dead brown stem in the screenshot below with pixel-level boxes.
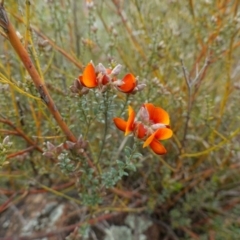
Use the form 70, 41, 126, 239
0, 117, 43, 153
6, 146, 35, 159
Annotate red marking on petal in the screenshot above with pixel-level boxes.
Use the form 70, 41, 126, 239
118, 73, 136, 93
81, 63, 98, 88
155, 128, 173, 140
134, 122, 147, 139
113, 118, 127, 132
125, 105, 135, 135
102, 75, 110, 85
150, 139, 167, 155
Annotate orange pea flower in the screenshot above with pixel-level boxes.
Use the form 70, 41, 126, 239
79, 62, 104, 88
113, 103, 172, 155
78, 61, 145, 94
141, 103, 172, 154
114, 73, 137, 93
113, 106, 136, 136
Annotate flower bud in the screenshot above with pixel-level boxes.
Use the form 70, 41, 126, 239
96, 63, 107, 75
42, 151, 54, 158
111, 64, 122, 76
46, 141, 55, 151
81, 87, 89, 95
140, 106, 149, 122
69, 85, 78, 93
65, 141, 75, 150
55, 143, 64, 154
136, 83, 146, 91
3, 136, 10, 145
74, 79, 83, 90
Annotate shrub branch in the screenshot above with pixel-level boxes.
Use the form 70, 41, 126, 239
0, 4, 77, 143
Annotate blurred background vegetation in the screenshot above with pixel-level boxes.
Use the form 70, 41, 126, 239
0, 0, 240, 239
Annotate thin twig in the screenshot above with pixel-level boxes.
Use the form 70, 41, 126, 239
180, 58, 210, 149
180, 59, 192, 149
192, 57, 210, 86
6, 146, 35, 159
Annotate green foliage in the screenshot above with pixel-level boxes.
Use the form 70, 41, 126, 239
1, 0, 240, 238
101, 167, 125, 189
58, 151, 76, 174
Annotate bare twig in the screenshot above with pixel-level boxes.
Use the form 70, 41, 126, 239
177, 58, 210, 170
180, 58, 210, 147
180, 59, 192, 150
6, 146, 35, 159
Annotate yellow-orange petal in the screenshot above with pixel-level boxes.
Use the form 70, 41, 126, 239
125, 105, 135, 135
81, 62, 98, 88
155, 128, 173, 140
144, 103, 170, 125
149, 139, 167, 155
118, 73, 136, 93
153, 107, 170, 125
113, 118, 127, 132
